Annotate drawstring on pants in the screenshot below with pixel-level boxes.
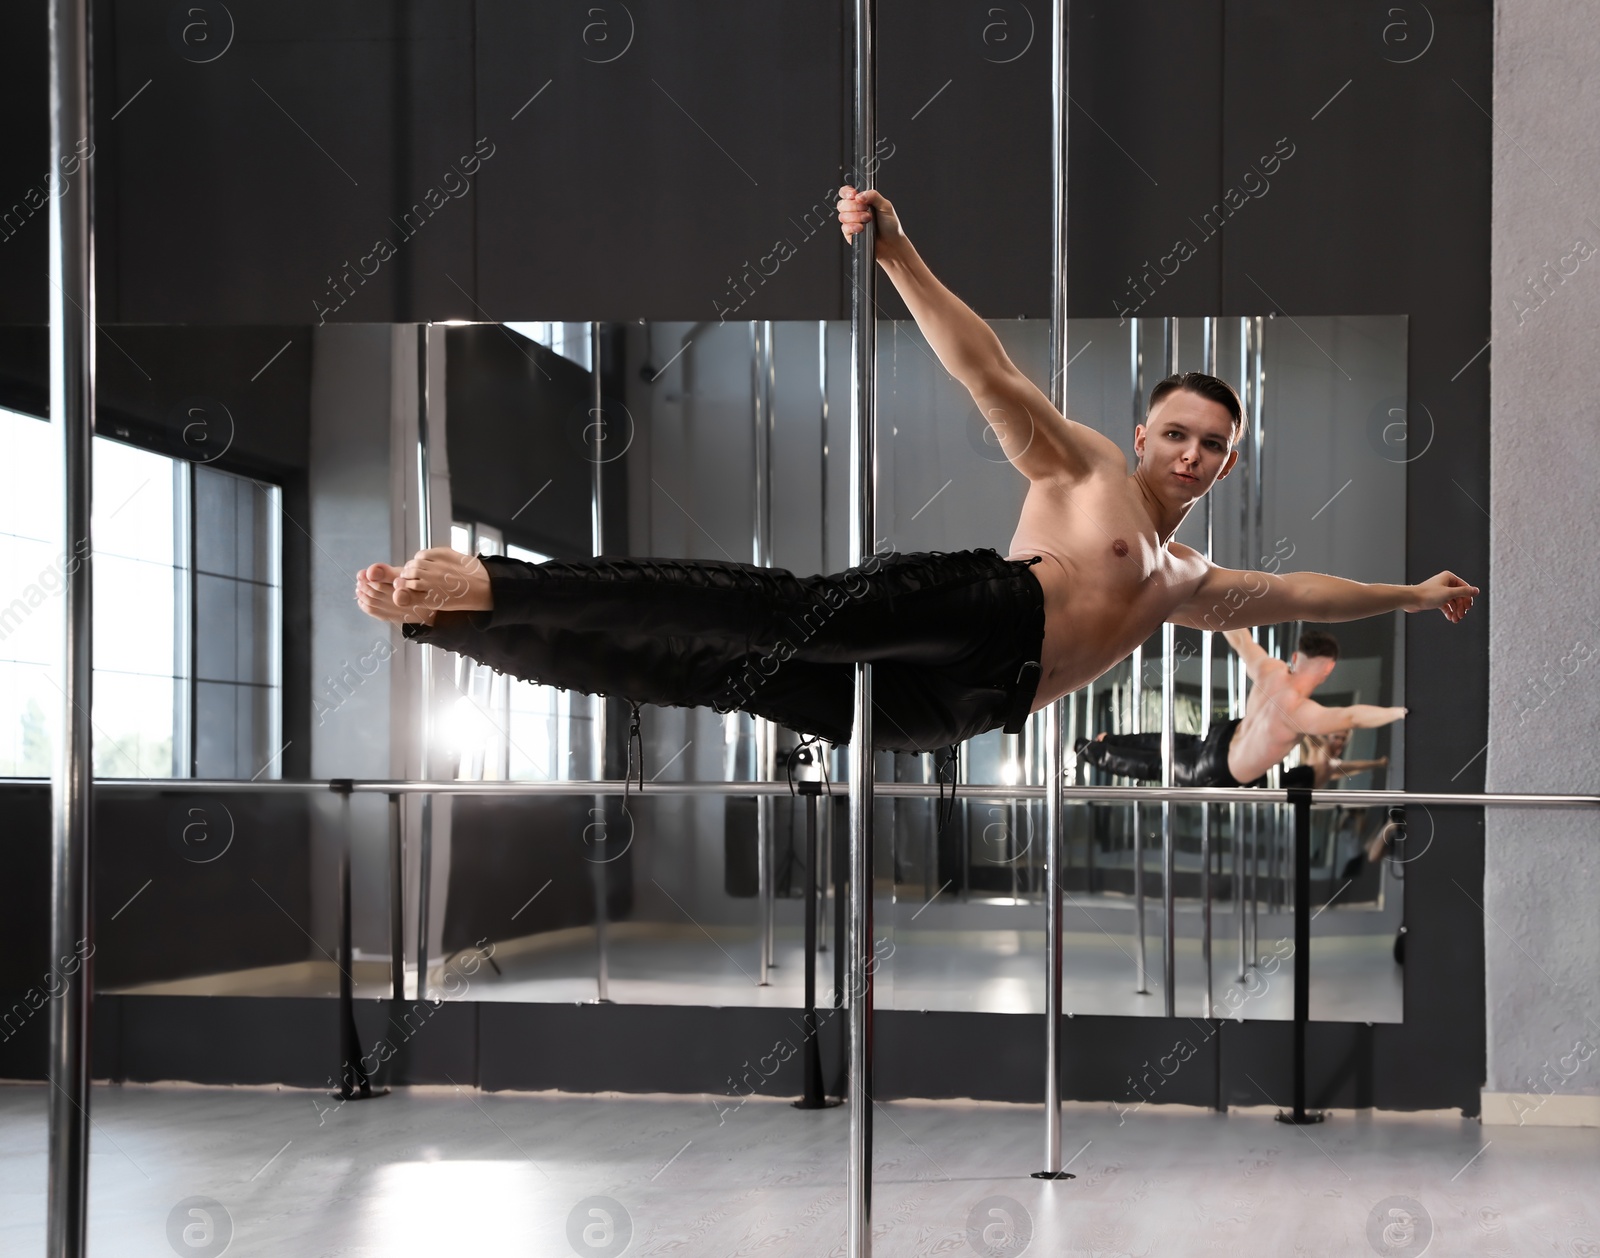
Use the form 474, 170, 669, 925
935, 742, 961, 836
620, 700, 645, 821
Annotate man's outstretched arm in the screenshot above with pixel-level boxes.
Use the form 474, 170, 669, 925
837, 186, 1120, 484
1292, 699, 1407, 736
1221, 627, 1278, 682
1172, 564, 1478, 630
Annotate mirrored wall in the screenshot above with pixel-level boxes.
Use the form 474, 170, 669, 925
0, 312, 1408, 1022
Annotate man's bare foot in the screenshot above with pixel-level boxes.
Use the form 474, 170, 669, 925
356, 564, 436, 626
393, 547, 494, 614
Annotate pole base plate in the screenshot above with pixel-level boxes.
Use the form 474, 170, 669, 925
1274, 1110, 1326, 1126
792, 1097, 844, 1110
1030, 1170, 1076, 1180
332, 1085, 391, 1103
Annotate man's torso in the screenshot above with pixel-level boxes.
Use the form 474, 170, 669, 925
1004, 465, 1206, 708
1228, 666, 1308, 782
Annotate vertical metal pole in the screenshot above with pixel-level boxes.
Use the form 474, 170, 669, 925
1159, 320, 1178, 1019
833, 790, 847, 1010
1130, 317, 1144, 425
1251, 315, 1265, 577
754, 322, 776, 984
389, 793, 405, 1005
1128, 316, 1148, 997
1231, 657, 1246, 981
1237, 317, 1254, 579
47, 0, 93, 1249
848, 0, 878, 1246
820, 319, 830, 575
415, 323, 435, 1004
1034, 0, 1070, 1178
1268, 783, 1281, 914
1007, 733, 1021, 901
590, 321, 611, 1002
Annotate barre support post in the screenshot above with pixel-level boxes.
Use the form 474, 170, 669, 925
1276, 770, 1323, 1125
332, 780, 385, 1102
794, 782, 840, 1110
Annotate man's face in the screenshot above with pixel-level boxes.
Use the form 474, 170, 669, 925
1134, 390, 1238, 505
1325, 729, 1350, 757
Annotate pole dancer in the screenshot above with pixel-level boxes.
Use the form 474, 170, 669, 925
354, 192, 1476, 762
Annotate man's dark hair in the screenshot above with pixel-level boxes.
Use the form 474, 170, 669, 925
1297, 629, 1340, 661
1147, 372, 1246, 440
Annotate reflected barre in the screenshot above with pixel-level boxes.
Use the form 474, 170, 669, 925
88, 778, 1600, 808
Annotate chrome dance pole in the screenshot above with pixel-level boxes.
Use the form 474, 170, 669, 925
415, 323, 436, 1002
1159, 317, 1178, 1019
752, 320, 777, 983
819, 323, 832, 956
847, 0, 879, 1249
819, 318, 831, 573
589, 321, 611, 1001
46, 0, 94, 1249
1034, 0, 1073, 1182
1129, 319, 1149, 996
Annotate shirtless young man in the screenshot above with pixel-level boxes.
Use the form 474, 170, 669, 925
353, 187, 1476, 755
1077, 629, 1406, 788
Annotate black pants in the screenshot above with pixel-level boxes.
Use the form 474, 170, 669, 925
406, 547, 1048, 752
1078, 717, 1263, 788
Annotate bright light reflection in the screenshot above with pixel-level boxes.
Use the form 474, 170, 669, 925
368, 1162, 544, 1253
442, 695, 493, 757
999, 759, 1021, 785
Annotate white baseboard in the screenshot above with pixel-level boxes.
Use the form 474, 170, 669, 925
1481, 1091, 1600, 1127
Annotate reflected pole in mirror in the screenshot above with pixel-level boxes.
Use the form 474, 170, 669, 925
416, 322, 436, 1005
1160, 318, 1177, 1020
1237, 316, 1253, 578
589, 320, 612, 1004
819, 320, 829, 575
752, 321, 776, 985
1200, 316, 1217, 1023
1129, 318, 1149, 999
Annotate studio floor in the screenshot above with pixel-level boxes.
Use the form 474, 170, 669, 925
1, 1084, 1596, 1256
112, 924, 1404, 1024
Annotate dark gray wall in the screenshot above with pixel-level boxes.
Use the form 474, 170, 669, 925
0, 1, 1491, 1109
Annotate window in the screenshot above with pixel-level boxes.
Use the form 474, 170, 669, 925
0, 406, 282, 780
192, 465, 283, 779
505, 322, 593, 371
444, 522, 578, 781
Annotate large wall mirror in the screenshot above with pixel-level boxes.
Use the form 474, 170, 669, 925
0, 312, 1408, 1022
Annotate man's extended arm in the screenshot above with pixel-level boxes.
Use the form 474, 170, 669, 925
837, 186, 1119, 483
1221, 627, 1276, 682
1328, 756, 1388, 781
1294, 700, 1407, 736
1173, 564, 1479, 630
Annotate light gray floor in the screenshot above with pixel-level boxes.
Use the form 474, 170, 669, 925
2, 1084, 1595, 1256
112, 927, 1403, 1023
